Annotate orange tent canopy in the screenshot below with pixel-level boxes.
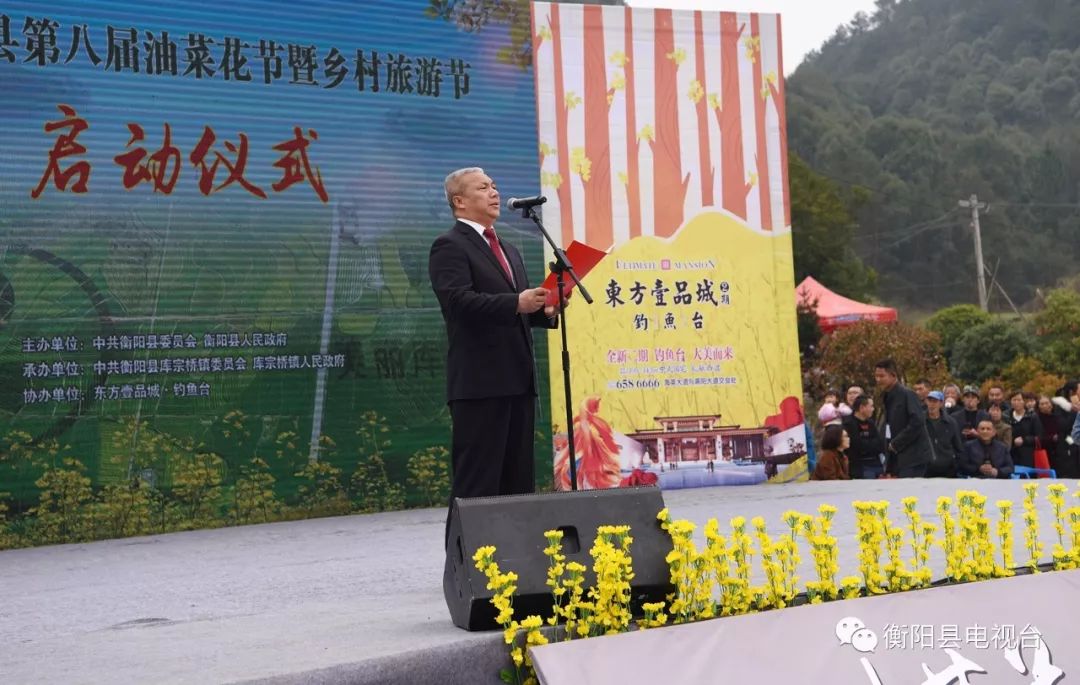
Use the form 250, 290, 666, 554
795, 276, 897, 332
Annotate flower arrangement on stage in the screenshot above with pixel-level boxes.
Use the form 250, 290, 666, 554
475, 482, 1080, 684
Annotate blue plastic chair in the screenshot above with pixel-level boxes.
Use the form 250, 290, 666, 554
1010, 465, 1057, 479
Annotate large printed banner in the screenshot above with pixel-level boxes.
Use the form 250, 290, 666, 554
0, 1, 546, 545
532, 5, 806, 490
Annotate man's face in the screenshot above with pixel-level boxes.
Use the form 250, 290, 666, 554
977, 421, 996, 443
874, 368, 895, 390
846, 386, 863, 406
914, 383, 929, 401
963, 394, 979, 410
988, 387, 1004, 404
926, 398, 941, 417
452, 171, 500, 226
989, 404, 1002, 422
856, 398, 874, 420
1010, 394, 1025, 413
944, 387, 960, 402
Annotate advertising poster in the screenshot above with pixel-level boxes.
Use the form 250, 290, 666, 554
532, 4, 806, 490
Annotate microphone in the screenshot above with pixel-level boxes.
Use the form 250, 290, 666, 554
505, 195, 547, 211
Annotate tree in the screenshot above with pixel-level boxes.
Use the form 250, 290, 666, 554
424, 0, 532, 69
786, 0, 1080, 309
789, 153, 877, 301
997, 356, 1065, 397
1032, 288, 1080, 376
950, 319, 1035, 383
813, 321, 947, 399
923, 304, 992, 363
796, 301, 823, 368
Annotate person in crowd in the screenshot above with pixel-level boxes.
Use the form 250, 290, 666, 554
818, 402, 844, 427
987, 403, 1012, 447
913, 379, 932, 407
1052, 380, 1080, 477
1006, 389, 1040, 469
811, 424, 850, 481
839, 385, 862, 416
950, 385, 990, 441
924, 391, 963, 478
942, 384, 962, 411
1023, 392, 1037, 414
986, 384, 1007, 413
842, 395, 885, 479
958, 419, 1014, 479
845, 385, 864, 409
822, 388, 852, 418
1037, 395, 1068, 476
875, 358, 933, 477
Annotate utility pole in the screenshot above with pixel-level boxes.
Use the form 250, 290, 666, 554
958, 194, 988, 311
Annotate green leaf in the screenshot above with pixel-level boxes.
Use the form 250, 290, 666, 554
500, 668, 516, 684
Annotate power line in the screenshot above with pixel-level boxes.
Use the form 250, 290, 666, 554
993, 201, 1080, 209
854, 208, 962, 242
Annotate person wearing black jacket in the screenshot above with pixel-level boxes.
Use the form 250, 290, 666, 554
949, 385, 990, 441
875, 359, 933, 477
842, 395, 885, 479
925, 391, 963, 478
958, 419, 1014, 478
1006, 390, 1041, 468
1051, 381, 1080, 477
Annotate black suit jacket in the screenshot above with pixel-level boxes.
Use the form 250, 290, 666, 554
428, 220, 556, 402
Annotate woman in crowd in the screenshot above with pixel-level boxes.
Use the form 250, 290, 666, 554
1006, 390, 1040, 468
811, 424, 850, 480
987, 403, 1012, 447
1037, 395, 1066, 475
1051, 381, 1080, 477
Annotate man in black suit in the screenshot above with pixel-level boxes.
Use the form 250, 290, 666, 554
428, 167, 560, 521
875, 358, 933, 477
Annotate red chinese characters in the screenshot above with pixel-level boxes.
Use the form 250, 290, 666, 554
190, 126, 267, 198
113, 123, 181, 193
31, 107, 329, 202
271, 127, 328, 203
31, 104, 91, 198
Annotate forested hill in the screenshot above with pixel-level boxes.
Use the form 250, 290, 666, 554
786, 0, 1080, 310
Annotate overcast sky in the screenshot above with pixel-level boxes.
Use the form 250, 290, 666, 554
623, 0, 879, 74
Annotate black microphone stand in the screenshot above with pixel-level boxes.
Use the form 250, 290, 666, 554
520, 205, 592, 491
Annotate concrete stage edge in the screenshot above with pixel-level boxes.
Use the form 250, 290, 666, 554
1, 479, 1074, 684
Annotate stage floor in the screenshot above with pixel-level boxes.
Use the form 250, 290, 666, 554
1, 478, 1072, 684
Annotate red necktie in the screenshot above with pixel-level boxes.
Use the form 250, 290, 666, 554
483, 227, 514, 285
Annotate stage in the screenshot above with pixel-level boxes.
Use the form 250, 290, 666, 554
1, 478, 1071, 684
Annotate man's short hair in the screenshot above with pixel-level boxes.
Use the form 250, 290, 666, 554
875, 358, 898, 376
852, 395, 872, 413
915, 378, 931, 388
444, 167, 484, 211
977, 418, 995, 428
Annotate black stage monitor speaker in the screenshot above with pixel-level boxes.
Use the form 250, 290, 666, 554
443, 486, 674, 631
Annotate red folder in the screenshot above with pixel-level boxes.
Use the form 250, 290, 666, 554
541, 241, 607, 306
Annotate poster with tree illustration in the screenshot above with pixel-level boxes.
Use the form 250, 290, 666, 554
532, 4, 806, 490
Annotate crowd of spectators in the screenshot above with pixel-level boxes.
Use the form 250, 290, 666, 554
810, 360, 1080, 481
